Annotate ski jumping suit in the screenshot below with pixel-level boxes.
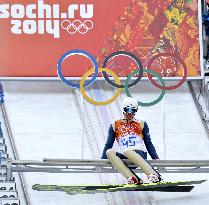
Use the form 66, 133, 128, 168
101, 118, 159, 180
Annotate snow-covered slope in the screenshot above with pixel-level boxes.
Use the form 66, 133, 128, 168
2, 80, 209, 205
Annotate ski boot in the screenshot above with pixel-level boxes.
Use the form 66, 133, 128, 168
127, 176, 143, 185
147, 173, 162, 183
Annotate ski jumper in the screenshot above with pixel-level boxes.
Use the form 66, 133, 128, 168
101, 118, 159, 180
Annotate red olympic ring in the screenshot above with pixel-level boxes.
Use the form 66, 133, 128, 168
147, 53, 188, 90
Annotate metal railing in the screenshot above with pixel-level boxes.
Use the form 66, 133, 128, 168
1, 103, 30, 205
5, 158, 209, 178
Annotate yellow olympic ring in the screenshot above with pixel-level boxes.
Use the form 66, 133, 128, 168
80, 68, 121, 106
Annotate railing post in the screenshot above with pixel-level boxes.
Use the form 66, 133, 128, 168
6, 158, 13, 181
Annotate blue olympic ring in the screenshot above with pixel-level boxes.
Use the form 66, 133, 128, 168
57, 49, 99, 89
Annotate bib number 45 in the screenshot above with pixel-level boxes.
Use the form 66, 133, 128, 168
120, 136, 136, 148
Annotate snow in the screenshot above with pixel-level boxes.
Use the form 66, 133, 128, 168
1, 80, 209, 205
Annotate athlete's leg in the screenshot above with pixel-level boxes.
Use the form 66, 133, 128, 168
123, 148, 158, 176
106, 148, 142, 183
134, 150, 161, 175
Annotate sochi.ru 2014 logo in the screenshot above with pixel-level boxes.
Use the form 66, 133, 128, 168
0, 0, 94, 38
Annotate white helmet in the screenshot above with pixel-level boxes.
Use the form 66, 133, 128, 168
122, 97, 138, 114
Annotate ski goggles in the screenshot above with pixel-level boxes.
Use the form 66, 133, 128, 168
123, 107, 138, 114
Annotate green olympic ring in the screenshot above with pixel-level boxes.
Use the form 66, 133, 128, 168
125, 69, 166, 107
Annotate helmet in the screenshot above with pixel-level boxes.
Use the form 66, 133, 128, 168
122, 97, 138, 114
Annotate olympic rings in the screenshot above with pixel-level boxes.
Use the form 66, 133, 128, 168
57, 50, 188, 106
80, 68, 121, 106
57, 50, 99, 89
125, 69, 166, 107
61, 20, 93, 35
102, 51, 143, 88
147, 53, 187, 90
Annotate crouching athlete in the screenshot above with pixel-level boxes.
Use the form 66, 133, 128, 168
101, 97, 162, 185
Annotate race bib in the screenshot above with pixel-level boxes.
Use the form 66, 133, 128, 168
118, 135, 144, 149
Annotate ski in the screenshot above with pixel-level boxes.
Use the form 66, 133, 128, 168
32, 179, 206, 195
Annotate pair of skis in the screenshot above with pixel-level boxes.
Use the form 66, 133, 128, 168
32, 179, 206, 195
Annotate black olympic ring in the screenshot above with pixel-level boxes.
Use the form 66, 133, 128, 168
102, 51, 143, 88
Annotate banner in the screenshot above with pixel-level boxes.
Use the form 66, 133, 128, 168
0, 0, 203, 78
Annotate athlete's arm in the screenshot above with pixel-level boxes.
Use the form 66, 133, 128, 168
142, 122, 159, 159
101, 125, 116, 159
